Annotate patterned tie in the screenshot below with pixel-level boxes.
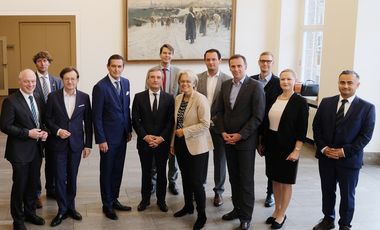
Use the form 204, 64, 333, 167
162, 68, 167, 92
152, 92, 158, 113
115, 81, 121, 95
29, 95, 39, 128
336, 99, 348, 125
41, 76, 49, 102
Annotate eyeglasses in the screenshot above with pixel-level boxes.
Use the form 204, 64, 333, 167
259, 60, 273, 63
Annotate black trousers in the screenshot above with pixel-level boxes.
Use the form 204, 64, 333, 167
175, 137, 209, 213
225, 144, 256, 221
10, 151, 41, 226
138, 147, 168, 203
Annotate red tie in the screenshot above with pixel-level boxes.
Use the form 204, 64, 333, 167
162, 68, 167, 92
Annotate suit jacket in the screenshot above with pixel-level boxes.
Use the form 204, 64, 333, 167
171, 91, 214, 155
92, 75, 132, 145
132, 90, 174, 151
148, 65, 181, 96
263, 93, 309, 153
34, 73, 63, 102
216, 77, 266, 150
313, 95, 376, 169
251, 74, 282, 135
45, 89, 93, 152
197, 71, 231, 125
0, 90, 44, 163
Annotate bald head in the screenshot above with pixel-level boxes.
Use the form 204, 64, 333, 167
19, 69, 36, 95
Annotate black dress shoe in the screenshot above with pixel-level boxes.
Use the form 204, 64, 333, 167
50, 213, 68, 227
266, 216, 276, 224
173, 206, 194, 217
169, 183, 179, 195
157, 202, 168, 212
25, 213, 45, 225
313, 218, 335, 230
67, 209, 82, 220
13, 223, 26, 230
339, 226, 351, 230
102, 207, 118, 220
193, 212, 207, 229
222, 209, 238, 221
113, 200, 132, 211
213, 194, 223, 207
271, 215, 286, 229
265, 194, 275, 207
240, 220, 251, 230
137, 201, 150, 211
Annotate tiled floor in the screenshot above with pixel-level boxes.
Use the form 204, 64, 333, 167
0, 132, 379, 230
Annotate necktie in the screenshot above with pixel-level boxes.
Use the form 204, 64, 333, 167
162, 68, 167, 92
115, 81, 121, 95
29, 95, 39, 128
41, 76, 49, 102
336, 99, 348, 125
152, 93, 158, 113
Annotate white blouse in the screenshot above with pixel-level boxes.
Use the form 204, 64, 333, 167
268, 98, 289, 131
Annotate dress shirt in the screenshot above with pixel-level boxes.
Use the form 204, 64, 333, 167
19, 89, 39, 125
229, 76, 245, 109
206, 70, 219, 105
37, 71, 52, 93
108, 74, 121, 91
337, 95, 355, 116
64, 89, 77, 119
149, 89, 160, 111
160, 64, 172, 94
257, 73, 272, 87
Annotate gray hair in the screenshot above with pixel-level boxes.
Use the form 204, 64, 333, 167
178, 70, 198, 89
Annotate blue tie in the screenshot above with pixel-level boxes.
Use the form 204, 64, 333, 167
115, 81, 121, 95
29, 95, 39, 128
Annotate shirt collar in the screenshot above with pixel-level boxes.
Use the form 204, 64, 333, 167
207, 70, 220, 78
149, 89, 160, 95
108, 74, 120, 83
232, 76, 246, 85
37, 71, 48, 78
64, 89, 77, 96
339, 94, 355, 104
19, 89, 33, 98
259, 72, 272, 82
160, 63, 171, 70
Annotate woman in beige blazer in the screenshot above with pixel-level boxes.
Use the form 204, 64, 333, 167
170, 70, 213, 230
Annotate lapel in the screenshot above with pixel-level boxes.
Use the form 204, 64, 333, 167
16, 91, 37, 127
143, 90, 153, 113
331, 95, 341, 126
197, 72, 207, 97
183, 91, 196, 119
48, 75, 57, 92
107, 77, 122, 104
336, 96, 357, 127
212, 74, 224, 105
35, 72, 43, 94
232, 77, 249, 110
158, 91, 166, 112
57, 89, 70, 120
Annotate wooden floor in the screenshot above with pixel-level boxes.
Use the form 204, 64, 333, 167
0, 132, 379, 229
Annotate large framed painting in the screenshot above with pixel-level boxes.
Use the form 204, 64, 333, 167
126, 0, 236, 61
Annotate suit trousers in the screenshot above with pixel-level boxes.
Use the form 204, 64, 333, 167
10, 150, 41, 226
210, 127, 227, 195
138, 147, 168, 203
225, 144, 255, 221
54, 149, 82, 214
175, 137, 209, 213
44, 148, 56, 193
100, 141, 127, 209
318, 158, 359, 227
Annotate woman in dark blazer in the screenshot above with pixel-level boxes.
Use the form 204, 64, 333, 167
262, 69, 309, 229
170, 70, 213, 230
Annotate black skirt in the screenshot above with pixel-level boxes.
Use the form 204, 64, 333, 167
265, 130, 299, 184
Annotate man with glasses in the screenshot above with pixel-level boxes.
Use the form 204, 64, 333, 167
251, 51, 282, 208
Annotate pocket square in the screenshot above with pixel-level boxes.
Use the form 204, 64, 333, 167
78, 104, 85, 107
126, 91, 130, 96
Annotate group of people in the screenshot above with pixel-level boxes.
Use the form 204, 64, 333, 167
0, 45, 375, 230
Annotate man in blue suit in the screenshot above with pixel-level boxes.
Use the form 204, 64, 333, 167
33, 51, 63, 206
92, 54, 132, 220
312, 70, 376, 230
45, 67, 93, 226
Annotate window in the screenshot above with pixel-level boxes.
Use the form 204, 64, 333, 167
300, 0, 325, 83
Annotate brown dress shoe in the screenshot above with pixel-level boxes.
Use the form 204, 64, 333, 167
213, 194, 223, 207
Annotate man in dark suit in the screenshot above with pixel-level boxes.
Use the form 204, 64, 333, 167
33, 51, 63, 206
1, 69, 48, 230
216, 54, 265, 230
132, 67, 174, 212
45, 67, 93, 226
92, 54, 132, 220
197, 48, 231, 207
148, 44, 181, 195
251, 51, 282, 208
312, 70, 376, 230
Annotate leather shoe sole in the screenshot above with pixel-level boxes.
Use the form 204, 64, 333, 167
222, 210, 238, 221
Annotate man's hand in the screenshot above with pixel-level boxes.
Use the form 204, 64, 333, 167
82, 148, 91, 158
28, 128, 47, 140
127, 133, 132, 142
175, 129, 184, 137
58, 129, 71, 139
99, 142, 108, 153
324, 147, 343, 159
222, 132, 241, 145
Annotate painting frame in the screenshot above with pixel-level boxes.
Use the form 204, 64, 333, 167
126, 0, 236, 62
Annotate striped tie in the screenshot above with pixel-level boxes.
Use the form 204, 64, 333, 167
115, 81, 121, 95
29, 95, 39, 128
41, 76, 49, 102
336, 99, 348, 126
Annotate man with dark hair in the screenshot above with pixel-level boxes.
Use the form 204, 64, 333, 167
46, 67, 93, 226
251, 51, 282, 207
1, 69, 48, 230
92, 54, 133, 220
312, 70, 376, 230
148, 44, 181, 195
197, 48, 231, 207
33, 50, 63, 208
217, 54, 265, 230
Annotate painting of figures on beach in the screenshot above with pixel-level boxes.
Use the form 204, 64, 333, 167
127, 0, 235, 61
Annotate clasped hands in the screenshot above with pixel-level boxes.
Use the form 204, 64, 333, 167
29, 128, 48, 141
324, 147, 344, 159
222, 132, 241, 145
144, 135, 164, 148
